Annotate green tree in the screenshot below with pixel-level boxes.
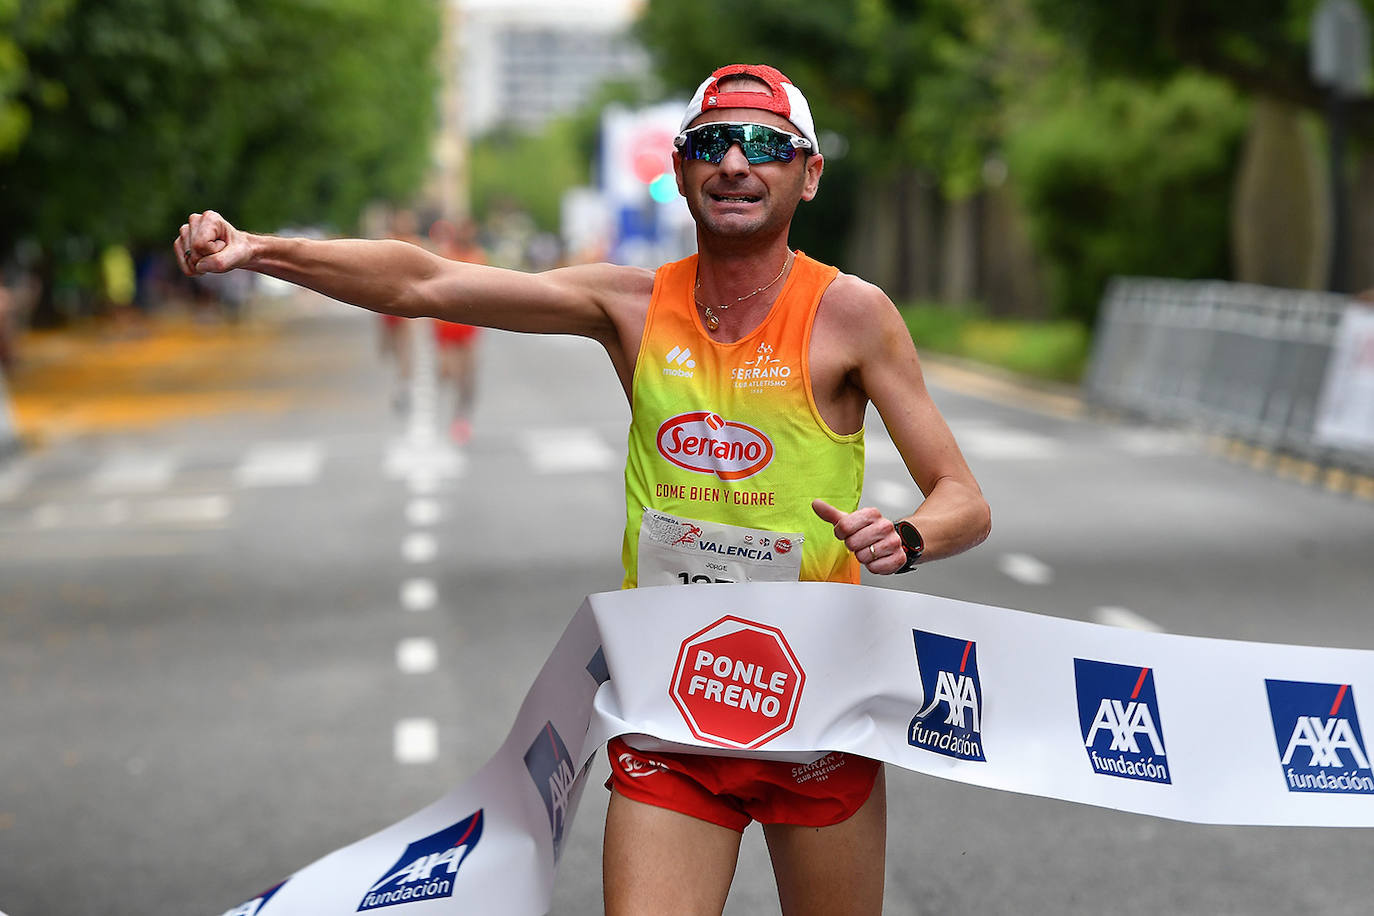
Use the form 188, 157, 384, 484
1005, 74, 1248, 321
0, 0, 439, 323
1032, 0, 1374, 124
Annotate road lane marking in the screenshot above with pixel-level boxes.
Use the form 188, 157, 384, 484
396, 638, 438, 674
402, 532, 437, 564
523, 428, 615, 474
958, 427, 1062, 461
998, 553, 1054, 585
869, 479, 912, 513
407, 498, 442, 526
27, 495, 229, 529
394, 718, 439, 764
401, 578, 437, 611
140, 495, 231, 525
864, 436, 904, 465
234, 441, 322, 487
89, 451, 177, 493
1093, 606, 1164, 633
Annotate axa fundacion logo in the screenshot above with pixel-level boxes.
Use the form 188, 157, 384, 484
670, 615, 804, 749
523, 721, 578, 863
909, 629, 986, 761
656, 411, 774, 481
1074, 659, 1170, 784
1266, 679, 1374, 794
357, 811, 483, 911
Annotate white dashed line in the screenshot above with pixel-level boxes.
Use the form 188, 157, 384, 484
1093, 606, 1164, 633
396, 637, 439, 674
998, 553, 1054, 586
234, 442, 322, 487
408, 473, 441, 495
401, 578, 437, 611
406, 498, 442, 526
394, 718, 439, 764
402, 532, 437, 564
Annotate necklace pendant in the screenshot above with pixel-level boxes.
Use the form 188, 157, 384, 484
704, 308, 720, 331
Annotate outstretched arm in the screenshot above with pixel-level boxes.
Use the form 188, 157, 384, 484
175, 210, 650, 344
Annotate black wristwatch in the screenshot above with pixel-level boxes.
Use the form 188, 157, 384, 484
894, 520, 924, 574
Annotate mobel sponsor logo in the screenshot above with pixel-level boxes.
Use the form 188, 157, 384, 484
656, 412, 774, 481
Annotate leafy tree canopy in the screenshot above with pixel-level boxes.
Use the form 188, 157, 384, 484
0, 0, 439, 259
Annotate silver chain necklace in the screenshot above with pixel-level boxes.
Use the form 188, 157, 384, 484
693, 251, 793, 331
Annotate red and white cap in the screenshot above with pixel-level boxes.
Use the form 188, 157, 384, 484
680, 64, 820, 155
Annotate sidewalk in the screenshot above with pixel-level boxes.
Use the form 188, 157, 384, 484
1, 297, 336, 448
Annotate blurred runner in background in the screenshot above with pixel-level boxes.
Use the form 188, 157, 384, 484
428, 218, 485, 443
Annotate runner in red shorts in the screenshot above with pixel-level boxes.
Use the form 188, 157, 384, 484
429, 218, 486, 443
178, 62, 989, 916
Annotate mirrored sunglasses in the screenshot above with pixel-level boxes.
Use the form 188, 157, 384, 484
673, 122, 812, 165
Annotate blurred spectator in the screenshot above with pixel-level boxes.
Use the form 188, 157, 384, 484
379, 210, 426, 413
429, 218, 487, 443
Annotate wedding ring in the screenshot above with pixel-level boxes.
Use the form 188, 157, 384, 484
869, 544, 877, 559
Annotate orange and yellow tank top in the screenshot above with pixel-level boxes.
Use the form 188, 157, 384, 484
622, 252, 864, 588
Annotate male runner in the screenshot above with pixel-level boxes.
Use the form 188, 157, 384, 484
177, 63, 990, 916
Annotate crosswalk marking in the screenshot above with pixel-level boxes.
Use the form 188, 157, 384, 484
523, 428, 616, 474
234, 441, 322, 487
868, 479, 913, 513
999, 553, 1054, 586
89, 452, 177, 493
27, 495, 230, 530
958, 427, 1061, 461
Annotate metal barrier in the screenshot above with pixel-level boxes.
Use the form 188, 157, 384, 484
1086, 277, 1371, 472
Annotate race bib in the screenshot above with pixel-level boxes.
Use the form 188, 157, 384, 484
637, 509, 804, 586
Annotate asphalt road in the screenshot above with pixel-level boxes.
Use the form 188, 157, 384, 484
1, 298, 1372, 915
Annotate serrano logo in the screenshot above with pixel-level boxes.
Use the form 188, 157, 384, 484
909, 629, 986, 761
1266, 679, 1374, 794
1074, 659, 1170, 784
656, 412, 774, 481
220, 881, 287, 916
524, 721, 578, 863
670, 615, 804, 749
357, 811, 483, 911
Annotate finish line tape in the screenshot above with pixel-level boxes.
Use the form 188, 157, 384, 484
219, 582, 1374, 915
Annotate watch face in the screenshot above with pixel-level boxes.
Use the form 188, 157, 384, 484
897, 522, 924, 555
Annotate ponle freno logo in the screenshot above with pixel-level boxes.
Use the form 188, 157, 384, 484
670, 615, 804, 749
656, 411, 774, 481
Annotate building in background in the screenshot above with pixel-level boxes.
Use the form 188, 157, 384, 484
460, 0, 649, 137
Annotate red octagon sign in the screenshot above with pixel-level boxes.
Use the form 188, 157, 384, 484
670, 615, 805, 749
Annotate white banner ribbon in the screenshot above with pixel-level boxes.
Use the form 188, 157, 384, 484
221, 582, 1374, 915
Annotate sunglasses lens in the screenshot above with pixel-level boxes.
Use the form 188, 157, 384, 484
684, 124, 799, 164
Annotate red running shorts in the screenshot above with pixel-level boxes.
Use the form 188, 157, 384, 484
606, 736, 881, 833
435, 320, 479, 345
